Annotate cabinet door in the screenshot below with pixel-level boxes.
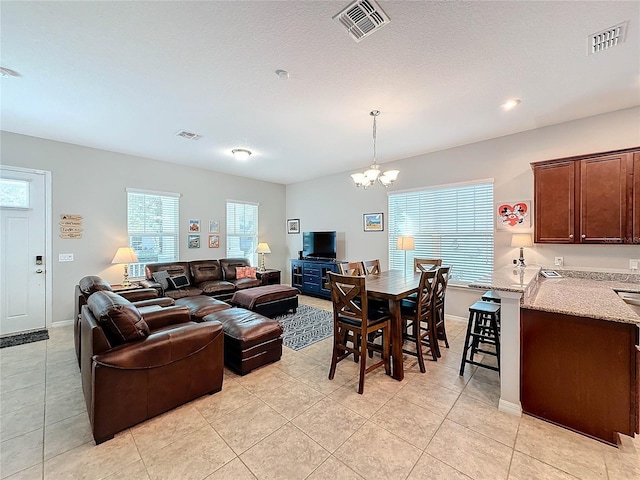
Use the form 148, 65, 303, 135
634, 153, 640, 244
534, 161, 575, 243
579, 154, 629, 243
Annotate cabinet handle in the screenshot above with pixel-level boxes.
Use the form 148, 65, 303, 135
569, 234, 573, 239
581, 234, 586, 239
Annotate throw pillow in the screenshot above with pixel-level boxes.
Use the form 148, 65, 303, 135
236, 266, 257, 279
245, 266, 257, 279
168, 274, 190, 289
152, 270, 170, 290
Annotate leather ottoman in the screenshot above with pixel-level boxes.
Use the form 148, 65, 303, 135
203, 308, 283, 375
175, 295, 231, 321
231, 284, 299, 318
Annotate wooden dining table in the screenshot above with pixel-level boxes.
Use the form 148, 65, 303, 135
365, 269, 421, 381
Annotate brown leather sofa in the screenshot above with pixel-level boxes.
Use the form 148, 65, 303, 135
142, 258, 261, 300
74, 275, 175, 366
81, 290, 224, 444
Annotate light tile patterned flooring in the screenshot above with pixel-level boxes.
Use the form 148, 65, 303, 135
1, 295, 638, 479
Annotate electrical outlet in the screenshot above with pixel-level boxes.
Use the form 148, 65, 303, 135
58, 253, 74, 262
554, 257, 564, 266
630, 259, 640, 270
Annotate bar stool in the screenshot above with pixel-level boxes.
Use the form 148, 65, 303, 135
481, 290, 501, 303
459, 300, 501, 376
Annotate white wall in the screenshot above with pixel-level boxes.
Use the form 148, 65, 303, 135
285, 107, 640, 317
1, 132, 286, 324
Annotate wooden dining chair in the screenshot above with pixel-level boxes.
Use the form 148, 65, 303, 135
414, 258, 442, 272
432, 266, 451, 356
338, 261, 365, 276
362, 259, 381, 275
400, 269, 437, 372
328, 272, 391, 394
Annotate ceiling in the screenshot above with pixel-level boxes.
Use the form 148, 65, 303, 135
1, 1, 639, 185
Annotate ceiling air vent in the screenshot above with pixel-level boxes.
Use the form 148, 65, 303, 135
175, 130, 202, 141
588, 22, 627, 55
333, 0, 390, 43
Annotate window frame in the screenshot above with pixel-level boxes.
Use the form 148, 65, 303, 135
226, 199, 259, 266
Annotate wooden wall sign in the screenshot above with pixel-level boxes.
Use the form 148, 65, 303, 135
60, 214, 83, 239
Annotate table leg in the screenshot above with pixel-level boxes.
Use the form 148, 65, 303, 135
389, 299, 404, 381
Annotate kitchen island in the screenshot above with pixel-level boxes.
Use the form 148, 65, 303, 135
471, 266, 640, 445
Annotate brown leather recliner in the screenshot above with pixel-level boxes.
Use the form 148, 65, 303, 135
81, 290, 224, 444
74, 275, 174, 366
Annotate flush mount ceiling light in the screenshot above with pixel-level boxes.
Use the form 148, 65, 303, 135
232, 149, 252, 161
501, 98, 521, 111
351, 110, 399, 189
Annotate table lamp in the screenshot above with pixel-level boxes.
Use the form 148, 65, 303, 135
511, 233, 533, 268
256, 242, 271, 272
111, 247, 139, 287
396, 236, 415, 276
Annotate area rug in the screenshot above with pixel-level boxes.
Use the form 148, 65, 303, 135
0, 329, 49, 349
275, 304, 333, 351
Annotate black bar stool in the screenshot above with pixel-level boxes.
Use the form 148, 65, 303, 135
481, 290, 501, 303
459, 300, 501, 376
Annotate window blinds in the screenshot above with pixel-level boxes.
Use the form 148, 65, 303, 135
388, 181, 494, 284
127, 190, 180, 277
226, 200, 259, 265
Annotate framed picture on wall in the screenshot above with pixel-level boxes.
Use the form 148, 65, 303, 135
287, 218, 300, 234
363, 213, 384, 232
209, 221, 219, 233
208, 235, 219, 248
496, 201, 531, 230
189, 219, 201, 232
188, 234, 200, 248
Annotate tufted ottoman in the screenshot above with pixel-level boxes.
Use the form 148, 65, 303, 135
230, 284, 299, 318
203, 308, 283, 375
175, 295, 231, 321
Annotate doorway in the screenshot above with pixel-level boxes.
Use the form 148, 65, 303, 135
0, 166, 51, 337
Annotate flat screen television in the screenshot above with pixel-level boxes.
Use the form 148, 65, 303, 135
302, 231, 337, 259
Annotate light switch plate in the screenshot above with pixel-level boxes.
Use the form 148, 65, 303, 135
630, 259, 640, 270
554, 257, 564, 266
59, 253, 74, 262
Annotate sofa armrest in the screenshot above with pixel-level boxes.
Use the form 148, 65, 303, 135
142, 305, 192, 331
132, 297, 175, 308
138, 279, 163, 294
120, 288, 158, 302
93, 321, 223, 369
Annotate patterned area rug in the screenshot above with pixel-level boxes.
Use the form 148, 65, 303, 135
275, 304, 333, 351
0, 329, 49, 349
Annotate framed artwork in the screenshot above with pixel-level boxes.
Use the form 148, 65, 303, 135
363, 213, 384, 232
496, 201, 531, 230
188, 219, 200, 233
209, 221, 219, 233
188, 234, 200, 248
287, 218, 300, 234
208, 234, 219, 248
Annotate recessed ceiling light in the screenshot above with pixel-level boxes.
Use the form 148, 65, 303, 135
232, 149, 252, 161
501, 98, 521, 110
0, 67, 21, 78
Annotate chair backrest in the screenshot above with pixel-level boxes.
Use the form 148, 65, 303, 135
415, 270, 437, 320
433, 266, 451, 305
328, 272, 368, 326
414, 258, 442, 272
362, 259, 381, 275
338, 261, 365, 276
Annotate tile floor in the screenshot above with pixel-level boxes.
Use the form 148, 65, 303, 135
1, 295, 638, 480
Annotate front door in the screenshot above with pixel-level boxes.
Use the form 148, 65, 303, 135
0, 166, 48, 335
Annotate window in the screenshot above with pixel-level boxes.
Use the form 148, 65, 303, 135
0, 178, 29, 208
226, 200, 259, 266
388, 180, 494, 284
127, 188, 180, 278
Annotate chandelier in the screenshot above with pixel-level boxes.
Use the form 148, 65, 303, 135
351, 110, 399, 189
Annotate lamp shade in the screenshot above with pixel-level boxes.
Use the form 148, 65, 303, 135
111, 247, 139, 264
256, 242, 271, 254
510, 233, 533, 248
396, 236, 415, 251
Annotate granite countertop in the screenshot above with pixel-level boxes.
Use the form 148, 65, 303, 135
522, 277, 640, 325
469, 265, 541, 293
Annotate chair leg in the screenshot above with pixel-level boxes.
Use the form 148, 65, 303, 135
459, 311, 474, 376
383, 327, 391, 376
357, 329, 367, 394
437, 307, 450, 349
415, 328, 426, 373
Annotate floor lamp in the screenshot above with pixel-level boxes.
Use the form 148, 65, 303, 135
396, 236, 415, 276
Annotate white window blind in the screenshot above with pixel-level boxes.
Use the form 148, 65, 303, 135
127, 189, 180, 278
388, 180, 494, 284
226, 200, 259, 266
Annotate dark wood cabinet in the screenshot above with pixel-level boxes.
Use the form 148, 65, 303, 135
532, 147, 639, 244
533, 161, 575, 243
290, 259, 341, 298
521, 308, 639, 445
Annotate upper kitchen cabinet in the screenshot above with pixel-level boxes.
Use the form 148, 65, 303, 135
532, 147, 639, 244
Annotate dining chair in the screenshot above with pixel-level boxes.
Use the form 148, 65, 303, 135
328, 272, 391, 394
400, 269, 437, 372
338, 261, 365, 276
432, 266, 451, 356
362, 259, 381, 275
414, 258, 442, 272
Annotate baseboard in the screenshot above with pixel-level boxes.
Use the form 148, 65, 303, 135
499, 398, 522, 417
